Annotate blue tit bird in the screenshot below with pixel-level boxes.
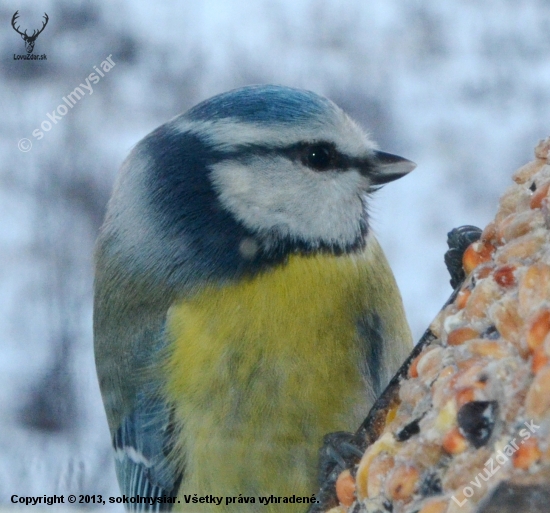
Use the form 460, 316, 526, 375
94, 85, 414, 512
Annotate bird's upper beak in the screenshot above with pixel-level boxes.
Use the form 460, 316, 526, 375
369, 151, 417, 185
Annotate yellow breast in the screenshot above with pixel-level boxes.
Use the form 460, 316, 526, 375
164, 250, 378, 510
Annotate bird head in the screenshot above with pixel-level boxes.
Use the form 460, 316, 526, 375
98, 85, 415, 291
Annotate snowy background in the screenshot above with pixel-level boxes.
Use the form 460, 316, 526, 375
1, 0, 549, 503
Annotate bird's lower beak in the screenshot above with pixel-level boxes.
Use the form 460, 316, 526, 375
370, 151, 417, 185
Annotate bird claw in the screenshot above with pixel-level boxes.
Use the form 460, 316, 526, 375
444, 225, 482, 289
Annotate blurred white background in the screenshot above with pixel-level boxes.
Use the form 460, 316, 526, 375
1, 0, 549, 504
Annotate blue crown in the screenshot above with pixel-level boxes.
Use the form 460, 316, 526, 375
186, 85, 334, 125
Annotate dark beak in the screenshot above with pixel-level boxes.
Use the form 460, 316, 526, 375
370, 151, 416, 185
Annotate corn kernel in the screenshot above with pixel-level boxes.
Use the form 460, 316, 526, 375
490, 296, 524, 352
447, 327, 479, 346
442, 427, 468, 455
531, 346, 549, 374
455, 388, 476, 407
519, 263, 550, 318
496, 231, 546, 265
493, 264, 516, 287
512, 158, 546, 184
526, 309, 550, 352
366, 453, 395, 498
512, 438, 542, 469
467, 339, 509, 359
462, 241, 495, 275
526, 366, 550, 420
335, 469, 355, 507
356, 433, 396, 500
384, 464, 419, 502
530, 181, 550, 209
418, 498, 448, 513
455, 288, 471, 310
463, 277, 501, 322
496, 211, 544, 244
416, 347, 444, 383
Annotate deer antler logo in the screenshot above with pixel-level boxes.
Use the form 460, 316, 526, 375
11, 11, 49, 54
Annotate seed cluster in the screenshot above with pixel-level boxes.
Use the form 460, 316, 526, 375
328, 138, 550, 513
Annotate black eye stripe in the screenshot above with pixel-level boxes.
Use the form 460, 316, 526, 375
222, 141, 376, 175
282, 141, 348, 170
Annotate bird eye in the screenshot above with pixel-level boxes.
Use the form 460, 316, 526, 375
303, 143, 335, 171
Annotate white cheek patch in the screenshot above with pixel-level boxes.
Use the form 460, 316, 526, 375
171, 96, 379, 249
209, 156, 367, 247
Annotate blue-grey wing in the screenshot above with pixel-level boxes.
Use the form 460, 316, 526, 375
112, 388, 182, 510
356, 306, 412, 403
356, 311, 386, 400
